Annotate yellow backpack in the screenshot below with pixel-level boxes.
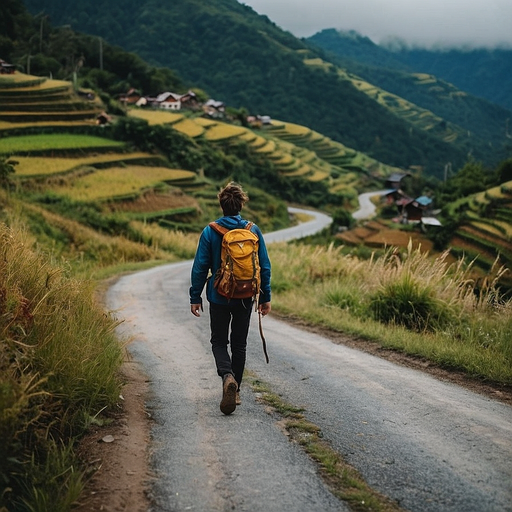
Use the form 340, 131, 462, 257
209, 221, 261, 301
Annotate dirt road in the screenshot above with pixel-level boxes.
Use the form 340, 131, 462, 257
105, 214, 512, 512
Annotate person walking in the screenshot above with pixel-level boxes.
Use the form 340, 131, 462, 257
190, 182, 271, 415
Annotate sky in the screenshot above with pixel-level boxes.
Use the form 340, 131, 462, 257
241, 0, 512, 48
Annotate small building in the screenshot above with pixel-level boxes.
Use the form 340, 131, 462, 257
155, 92, 182, 110
96, 111, 112, 125
402, 196, 433, 222
203, 98, 225, 118
385, 172, 410, 190
119, 88, 142, 105
421, 217, 442, 227
0, 59, 15, 74
247, 114, 273, 128
180, 90, 200, 110
383, 188, 406, 205
414, 196, 433, 209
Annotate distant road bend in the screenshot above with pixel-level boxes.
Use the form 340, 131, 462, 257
106, 208, 512, 512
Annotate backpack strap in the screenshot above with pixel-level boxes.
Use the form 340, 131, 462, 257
209, 221, 228, 236
209, 221, 254, 235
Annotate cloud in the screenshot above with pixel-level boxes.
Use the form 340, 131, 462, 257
242, 0, 512, 48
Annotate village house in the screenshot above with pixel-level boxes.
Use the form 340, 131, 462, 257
119, 88, 142, 106
0, 59, 15, 74
179, 90, 200, 110
203, 99, 225, 118
247, 114, 272, 128
382, 186, 440, 226
96, 111, 113, 125
120, 88, 201, 112
385, 172, 410, 190
383, 188, 405, 205
154, 91, 183, 110
400, 195, 434, 223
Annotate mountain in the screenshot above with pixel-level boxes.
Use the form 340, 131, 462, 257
308, 29, 512, 113
395, 47, 512, 113
18, 0, 505, 178
307, 30, 511, 149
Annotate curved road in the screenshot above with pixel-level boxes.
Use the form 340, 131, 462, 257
106, 210, 512, 512
352, 190, 389, 220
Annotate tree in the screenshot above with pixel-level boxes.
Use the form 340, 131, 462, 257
0, 158, 17, 189
496, 158, 512, 184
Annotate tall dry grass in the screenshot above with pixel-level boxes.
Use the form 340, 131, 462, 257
17, 202, 163, 270
0, 220, 124, 510
269, 241, 512, 384
130, 220, 199, 260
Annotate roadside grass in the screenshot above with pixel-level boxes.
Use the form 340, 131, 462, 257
248, 375, 403, 512
8, 201, 164, 272
129, 220, 199, 260
269, 241, 512, 385
0, 221, 124, 510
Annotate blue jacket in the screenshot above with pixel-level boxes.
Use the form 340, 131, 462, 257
189, 215, 271, 306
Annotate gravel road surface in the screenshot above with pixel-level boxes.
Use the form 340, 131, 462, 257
106, 211, 512, 512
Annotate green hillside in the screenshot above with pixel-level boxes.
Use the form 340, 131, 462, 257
308, 29, 512, 154
308, 28, 512, 112
0, 70, 377, 255
17, 0, 484, 178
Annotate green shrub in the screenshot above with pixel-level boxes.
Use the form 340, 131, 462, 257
323, 285, 366, 317
369, 273, 453, 332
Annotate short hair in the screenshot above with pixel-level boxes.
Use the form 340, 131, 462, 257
218, 181, 249, 215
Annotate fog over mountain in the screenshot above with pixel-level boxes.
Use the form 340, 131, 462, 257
242, 0, 512, 48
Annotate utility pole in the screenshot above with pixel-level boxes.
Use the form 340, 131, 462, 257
99, 37, 103, 71
39, 15, 47, 53
444, 162, 452, 182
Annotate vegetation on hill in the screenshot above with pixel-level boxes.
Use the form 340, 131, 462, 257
307, 29, 512, 164
308, 28, 512, 112
395, 47, 512, 113
433, 160, 512, 277
15, 0, 498, 177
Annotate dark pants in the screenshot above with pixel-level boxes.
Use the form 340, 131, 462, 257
209, 299, 253, 389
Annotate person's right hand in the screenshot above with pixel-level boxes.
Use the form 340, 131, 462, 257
258, 302, 271, 316
190, 304, 202, 317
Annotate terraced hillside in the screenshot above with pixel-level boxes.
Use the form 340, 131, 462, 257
0, 130, 203, 227
128, 108, 401, 209
448, 180, 512, 276
0, 72, 103, 128
304, 57, 471, 148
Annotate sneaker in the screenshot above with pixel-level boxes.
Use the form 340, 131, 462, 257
236, 391, 241, 406
220, 374, 237, 415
